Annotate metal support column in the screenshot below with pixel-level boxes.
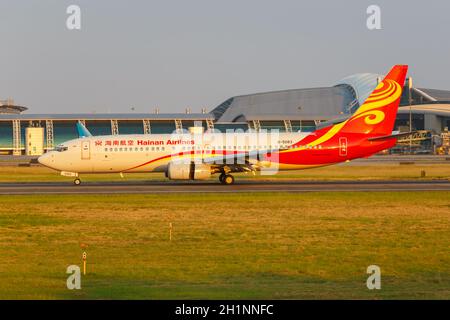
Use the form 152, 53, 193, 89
175, 119, 183, 134
283, 120, 292, 133
206, 119, 214, 131
12, 120, 21, 156
347, 99, 359, 113
252, 120, 261, 132
45, 120, 54, 151
143, 119, 151, 134
408, 77, 413, 154
111, 120, 119, 135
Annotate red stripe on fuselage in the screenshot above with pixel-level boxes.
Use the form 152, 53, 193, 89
123, 149, 248, 171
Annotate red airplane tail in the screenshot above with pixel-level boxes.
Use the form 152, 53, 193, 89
276, 65, 409, 165
341, 65, 408, 136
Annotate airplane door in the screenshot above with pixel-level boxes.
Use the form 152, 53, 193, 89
81, 140, 90, 160
339, 137, 347, 157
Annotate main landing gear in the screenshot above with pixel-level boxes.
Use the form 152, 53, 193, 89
73, 178, 81, 186
219, 173, 235, 185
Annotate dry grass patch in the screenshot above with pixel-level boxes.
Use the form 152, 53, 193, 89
0, 192, 448, 299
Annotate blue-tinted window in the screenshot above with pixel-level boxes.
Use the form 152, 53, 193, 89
260, 121, 286, 132
292, 120, 316, 132
54, 121, 78, 145
214, 123, 249, 133
0, 122, 12, 149
119, 121, 144, 134
85, 121, 111, 136
151, 121, 176, 134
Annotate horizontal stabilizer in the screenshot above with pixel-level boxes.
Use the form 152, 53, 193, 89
367, 131, 416, 141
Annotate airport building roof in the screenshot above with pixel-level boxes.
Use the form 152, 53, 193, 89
212, 73, 450, 123
398, 103, 450, 117
335, 73, 381, 106
0, 113, 214, 121
1, 73, 449, 135
2, 73, 449, 125
0, 99, 28, 114
416, 88, 450, 102
211, 86, 358, 122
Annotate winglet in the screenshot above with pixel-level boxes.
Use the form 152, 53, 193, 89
76, 121, 92, 138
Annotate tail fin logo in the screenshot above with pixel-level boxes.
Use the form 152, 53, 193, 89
280, 65, 406, 154
350, 79, 401, 126
352, 109, 385, 125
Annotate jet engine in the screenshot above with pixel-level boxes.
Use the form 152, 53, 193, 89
166, 162, 212, 180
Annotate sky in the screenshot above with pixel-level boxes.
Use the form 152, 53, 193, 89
0, 0, 449, 114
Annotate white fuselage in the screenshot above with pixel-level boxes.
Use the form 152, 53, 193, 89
38, 132, 308, 174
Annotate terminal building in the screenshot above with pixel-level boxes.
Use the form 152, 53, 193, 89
1, 73, 450, 156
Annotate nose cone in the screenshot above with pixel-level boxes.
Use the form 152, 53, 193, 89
38, 153, 52, 168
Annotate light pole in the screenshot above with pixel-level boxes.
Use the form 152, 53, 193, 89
408, 77, 413, 154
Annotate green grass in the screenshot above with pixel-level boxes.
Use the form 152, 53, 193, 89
0, 163, 450, 183
0, 192, 449, 299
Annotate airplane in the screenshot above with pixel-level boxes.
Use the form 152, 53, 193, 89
38, 65, 409, 185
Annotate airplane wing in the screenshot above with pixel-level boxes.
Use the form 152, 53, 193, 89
201, 148, 282, 165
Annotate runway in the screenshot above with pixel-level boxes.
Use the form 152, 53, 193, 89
0, 179, 449, 194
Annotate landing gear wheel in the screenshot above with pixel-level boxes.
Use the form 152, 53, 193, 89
73, 178, 81, 186
219, 173, 226, 183
221, 174, 235, 185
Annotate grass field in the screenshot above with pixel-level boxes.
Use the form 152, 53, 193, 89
0, 163, 450, 183
0, 192, 449, 299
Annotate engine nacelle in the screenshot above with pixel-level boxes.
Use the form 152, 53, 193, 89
166, 162, 212, 180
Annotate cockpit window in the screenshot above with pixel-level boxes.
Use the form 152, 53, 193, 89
56, 145, 68, 152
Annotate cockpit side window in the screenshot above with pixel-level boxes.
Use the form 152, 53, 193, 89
56, 145, 68, 152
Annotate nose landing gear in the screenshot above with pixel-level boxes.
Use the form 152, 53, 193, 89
219, 173, 235, 185
73, 178, 81, 186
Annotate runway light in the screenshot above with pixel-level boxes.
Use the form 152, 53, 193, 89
82, 252, 87, 275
